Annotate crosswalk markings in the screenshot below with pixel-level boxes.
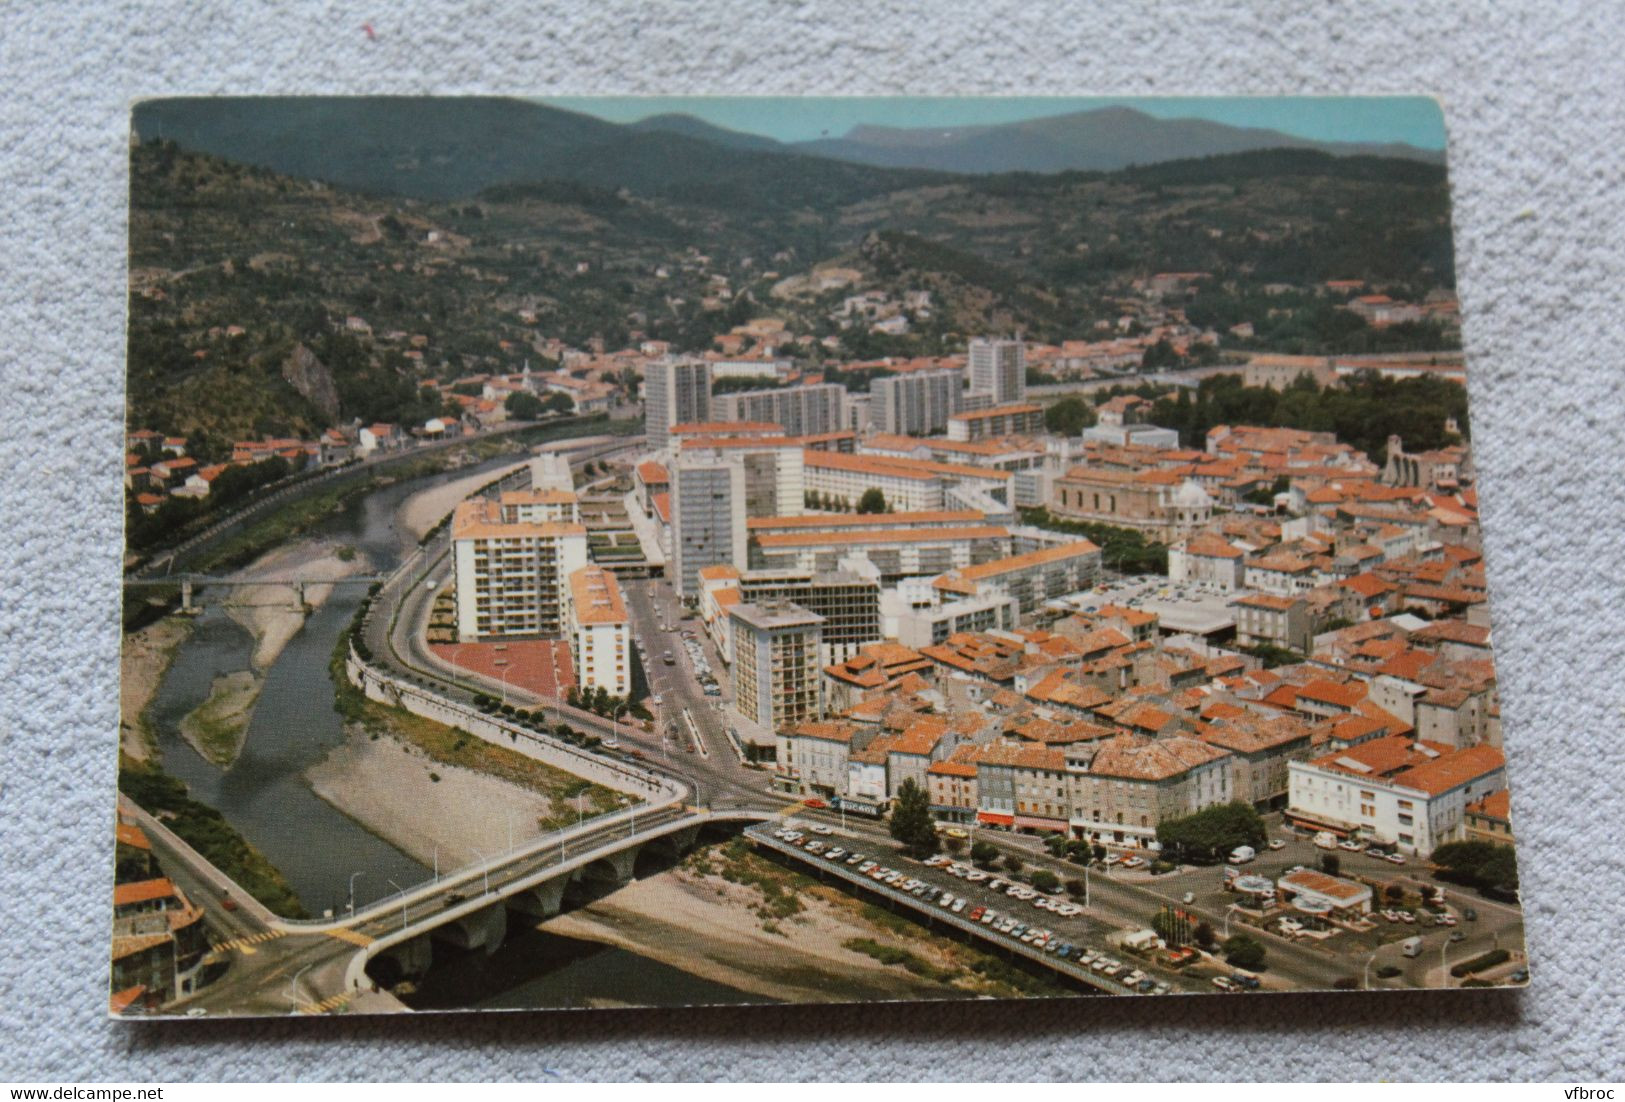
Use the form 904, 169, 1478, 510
300, 991, 355, 1015
210, 929, 286, 955
325, 926, 374, 948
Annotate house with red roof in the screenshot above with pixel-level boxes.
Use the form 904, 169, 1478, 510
1287, 737, 1506, 855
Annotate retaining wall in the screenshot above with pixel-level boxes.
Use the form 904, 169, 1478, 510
346, 646, 678, 802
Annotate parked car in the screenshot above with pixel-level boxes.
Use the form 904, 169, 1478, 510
1385, 852, 1407, 865
1211, 976, 1239, 992
1268, 839, 1286, 850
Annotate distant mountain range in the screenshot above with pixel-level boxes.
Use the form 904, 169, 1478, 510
133, 97, 1443, 207
777, 106, 1445, 174
131, 96, 943, 208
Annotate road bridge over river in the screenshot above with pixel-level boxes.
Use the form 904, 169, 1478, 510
136, 792, 774, 1016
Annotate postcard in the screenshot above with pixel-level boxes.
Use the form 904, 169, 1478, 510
114, 95, 1523, 1018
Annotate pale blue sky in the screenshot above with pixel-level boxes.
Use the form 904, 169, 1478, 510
539, 96, 1446, 149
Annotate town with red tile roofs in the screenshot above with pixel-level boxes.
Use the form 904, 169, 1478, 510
115, 97, 1521, 1019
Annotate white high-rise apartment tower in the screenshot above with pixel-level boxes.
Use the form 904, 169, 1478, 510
968, 337, 1026, 405
644, 358, 712, 451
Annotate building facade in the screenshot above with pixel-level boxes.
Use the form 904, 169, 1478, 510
730, 599, 826, 734
566, 565, 630, 697
711, 383, 847, 438
968, 337, 1026, 405
644, 358, 712, 451
452, 498, 589, 640
946, 403, 1045, 442
870, 368, 966, 436
671, 458, 749, 597
1286, 738, 1507, 856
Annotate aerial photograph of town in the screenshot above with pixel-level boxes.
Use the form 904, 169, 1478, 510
114, 95, 1525, 1019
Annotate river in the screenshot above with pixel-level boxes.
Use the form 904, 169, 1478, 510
144, 443, 763, 1009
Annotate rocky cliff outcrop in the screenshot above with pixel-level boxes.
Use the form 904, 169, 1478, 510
280, 343, 340, 422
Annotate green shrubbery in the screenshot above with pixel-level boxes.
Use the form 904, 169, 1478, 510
118, 768, 306, 918
1156, 802, 1266, 863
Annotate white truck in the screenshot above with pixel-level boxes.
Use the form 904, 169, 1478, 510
1227, 845, 1256, 865
1313, 831, 1339, 850
1400, 935, 1424, 958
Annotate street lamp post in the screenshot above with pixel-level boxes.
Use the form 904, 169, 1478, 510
470, 847, 491, 895
1364, 947, 1383, 990
348, 871, 364, 917
286, 962, 314, 1011
386, 878, 408, 930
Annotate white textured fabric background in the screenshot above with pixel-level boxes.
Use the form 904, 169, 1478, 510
2, 0, 1622, 1082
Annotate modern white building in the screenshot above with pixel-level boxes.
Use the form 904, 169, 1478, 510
882, 586, 1019, 647
644, 358, 712, 451
711, 382, 846, 438
802, 450, 1013, 513
750, 522, 1011, 581
678, 436, 805, 519
495, 488, 579, 524
730, 599, 826, 739
1168, 534, 1247, 590
945, 403, 1045, 442
869, 368, 965, 436
1286, 737, 1508, 856
566, 565, 630, 697
452, 498, 588, 640
671, 458, 748, 597
931, 538, 1102, 615
968, 337, 1026, 405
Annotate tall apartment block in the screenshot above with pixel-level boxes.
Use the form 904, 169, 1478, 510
671, 458, 748, 598
452, 497, 588, 640
710, 382, 846, 437
870, 368, 966, 436
644, 358, 712, 451
566, 565, 631, 697
968, 337, 1026, 405
678, 436, 805, 519
728, 598, 826, 736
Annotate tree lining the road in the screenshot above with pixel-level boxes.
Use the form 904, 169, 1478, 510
1430, 840, 1519, 895
888, 779, 938, 856
1154, 801, 1266, 863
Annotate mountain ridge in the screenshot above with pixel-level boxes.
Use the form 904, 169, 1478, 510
788, 105, 1444, 174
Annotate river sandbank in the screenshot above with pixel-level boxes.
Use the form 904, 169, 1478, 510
397, 459, 528, 542
540, 848, 1039, 1006
222, 537, 373, 671
178, 669, 260, 766
119, 617, 195, 764
306, 727, 565, 870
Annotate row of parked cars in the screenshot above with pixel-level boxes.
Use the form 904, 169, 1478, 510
769, 829, 1170, 995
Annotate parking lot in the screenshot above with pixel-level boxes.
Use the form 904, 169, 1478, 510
1116, 815, 1526, 986
752, 822, 1233, 996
